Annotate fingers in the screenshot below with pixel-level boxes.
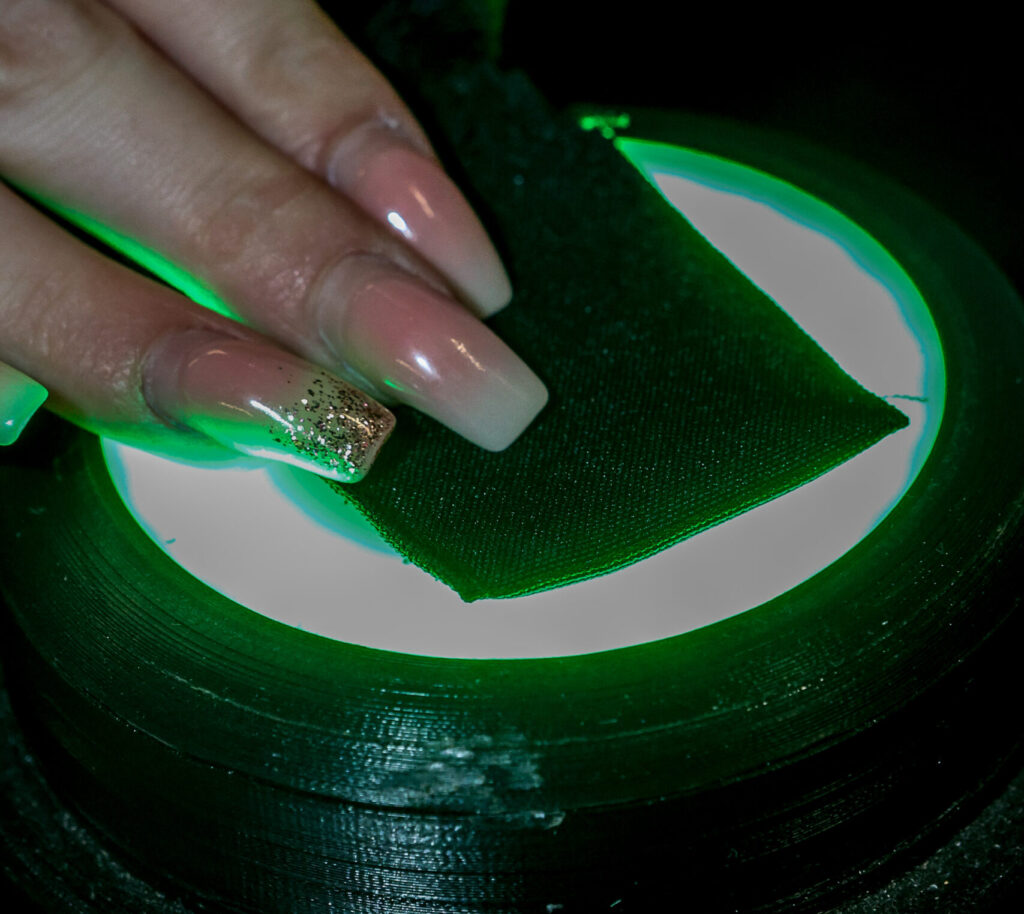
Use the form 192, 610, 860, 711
0, 1, 546, 451
102, 0, 512, 314
0, 184, 393, 480
0, 360, 47, 446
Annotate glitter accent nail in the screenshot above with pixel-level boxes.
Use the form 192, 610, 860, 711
265, 372, 394, 481
145, 334, 395, 482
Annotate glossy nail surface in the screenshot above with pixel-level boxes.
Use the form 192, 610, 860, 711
145, 333, 394, 482
321, 258, 547, 451
328, 123, 512, 317
0, 362, 48, 446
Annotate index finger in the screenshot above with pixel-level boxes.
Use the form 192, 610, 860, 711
103, 0, 512, 315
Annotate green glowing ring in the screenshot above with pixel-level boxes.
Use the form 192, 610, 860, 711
2, 112, 1023, 912
97, 123, 942, 658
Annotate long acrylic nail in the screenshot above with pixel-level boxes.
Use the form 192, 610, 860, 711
327, 122, 513, 317
145, 333, 394, 482
321, 258, 547, 452
0, 362, 48, 446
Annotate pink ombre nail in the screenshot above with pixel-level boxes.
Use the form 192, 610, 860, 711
145, 332, 394, 482
320, 257, 547, 451
327, 123, 512, 317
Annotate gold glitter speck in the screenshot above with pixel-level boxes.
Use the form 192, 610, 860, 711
267, 373, 394, 481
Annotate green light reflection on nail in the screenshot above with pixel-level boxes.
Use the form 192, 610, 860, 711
0, 366, 48, 446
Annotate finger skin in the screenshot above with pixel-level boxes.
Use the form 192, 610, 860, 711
0, 1, 546, 449
103, 0, 512, 314
0, 181, 237, 438
0, 183, 394, 478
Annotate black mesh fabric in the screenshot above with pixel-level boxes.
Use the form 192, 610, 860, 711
323, 58, 908, 601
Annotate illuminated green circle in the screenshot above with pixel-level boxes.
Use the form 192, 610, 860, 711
101, 136, 944, 658
2, 109, 1020, 914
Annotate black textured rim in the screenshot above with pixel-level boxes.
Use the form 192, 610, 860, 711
1, 111, 1022, 913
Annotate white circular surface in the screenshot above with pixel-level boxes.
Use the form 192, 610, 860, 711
103, 143, 945, 658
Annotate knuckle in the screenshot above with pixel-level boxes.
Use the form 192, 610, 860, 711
0, 0, 129, 111
232, 10, 384, 170
190, 168, 380, 340
241, 10, 342, 101
191, 169, 314, 270
0, 268, 70, 363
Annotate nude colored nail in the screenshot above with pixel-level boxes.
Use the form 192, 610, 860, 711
327, 122, 513, 317
0, 362, 48, 446
144, 333, 394, 482
320, 257, 547, 452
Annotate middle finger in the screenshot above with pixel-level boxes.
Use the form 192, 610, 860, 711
0, 0, 547, 451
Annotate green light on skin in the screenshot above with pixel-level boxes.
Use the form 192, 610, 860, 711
20, 191, 238, 321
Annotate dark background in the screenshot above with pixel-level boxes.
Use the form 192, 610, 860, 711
497, 6, 1020, 295
385, 6, 1024, 907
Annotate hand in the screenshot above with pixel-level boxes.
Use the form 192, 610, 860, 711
0, 0, 547, 480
